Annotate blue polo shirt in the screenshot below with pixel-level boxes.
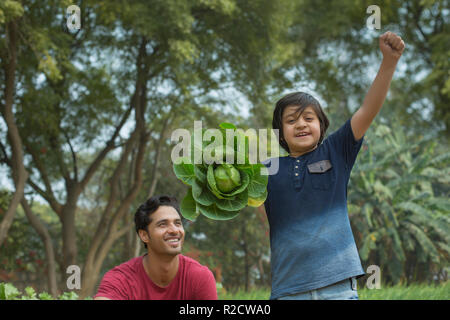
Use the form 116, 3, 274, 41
264, 117, 366, 300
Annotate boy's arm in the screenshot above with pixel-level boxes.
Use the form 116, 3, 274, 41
351, 31, 405, 141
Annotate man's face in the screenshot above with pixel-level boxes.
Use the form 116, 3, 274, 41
141, 206, 185, 257
282, 105, 322, 157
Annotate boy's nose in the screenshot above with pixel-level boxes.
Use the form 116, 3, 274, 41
295, 118, 307, 129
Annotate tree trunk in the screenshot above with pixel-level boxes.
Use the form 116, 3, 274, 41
147, 115, 170, 198
61, 188, 80, 274
0, 20, 29, 246
257, 255, 265, 287
79, 37, 158, 298
122, 147, 137, 262
80, 127, 148, 298
21, 198, 58, 297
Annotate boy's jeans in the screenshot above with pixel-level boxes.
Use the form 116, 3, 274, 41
277, 277, 359, 300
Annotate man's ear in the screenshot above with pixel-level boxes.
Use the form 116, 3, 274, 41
138, 229, 150, 245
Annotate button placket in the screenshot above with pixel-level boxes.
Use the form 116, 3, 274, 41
294, 159, 300, 176
293, 159, 302, 188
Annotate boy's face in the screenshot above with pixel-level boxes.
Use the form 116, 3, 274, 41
139, 205, 185, 257
282, 105, 321, 157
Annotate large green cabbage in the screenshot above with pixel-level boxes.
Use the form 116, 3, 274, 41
173, 123, 268, 221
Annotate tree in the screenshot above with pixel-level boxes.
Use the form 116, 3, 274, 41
0, 0, 29, 246
349, 121, 450, 284
261, 0, 449, 136
1, 0, 301, 296
3, 0, 446, 296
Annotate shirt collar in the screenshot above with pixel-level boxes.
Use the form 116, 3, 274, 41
287, 144, 319, 160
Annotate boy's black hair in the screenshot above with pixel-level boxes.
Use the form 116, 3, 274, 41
134, 195, 182, 249
272, 92, 329, 153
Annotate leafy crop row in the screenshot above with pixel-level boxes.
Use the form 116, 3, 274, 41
0, 282, 89, 300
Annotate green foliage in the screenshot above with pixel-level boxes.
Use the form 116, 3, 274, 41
0, 0, 24, 24
0, 282, 85, 300
0, 195, 52, 276
173, 123, 268, 220
349, 121, 450, 284
0, 282, 21, 300
57, 291, 81, 300
279, 0, 450, 136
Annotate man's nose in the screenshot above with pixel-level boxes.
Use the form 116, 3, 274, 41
167, 223, 180, 233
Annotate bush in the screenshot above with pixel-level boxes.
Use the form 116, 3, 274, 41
0, 282, 91, 300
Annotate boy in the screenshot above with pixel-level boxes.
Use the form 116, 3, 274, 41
259, 31, 405, 300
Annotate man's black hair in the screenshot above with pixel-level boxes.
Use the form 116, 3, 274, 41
272, 92, 329, 153
134, 195, 182, 249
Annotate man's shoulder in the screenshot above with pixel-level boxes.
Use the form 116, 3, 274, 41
94, 256, 143, 300
180, 254, 213, 276
104, 256, 143, 278
180, 255, 216, 295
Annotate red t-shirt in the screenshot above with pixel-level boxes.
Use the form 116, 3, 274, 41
94, 254, 217, 300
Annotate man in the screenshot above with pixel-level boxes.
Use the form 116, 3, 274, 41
94, 195, 217, 300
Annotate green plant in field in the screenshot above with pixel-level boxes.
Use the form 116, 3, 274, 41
57, 291, 80, 300
0, 282, 21, 300
173, 123, 268, 221
0, 282, 85, 300
349, 123, 450, 283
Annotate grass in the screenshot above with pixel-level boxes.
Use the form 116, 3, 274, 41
358, 281, 450, 300
218, 281, 450, 300
219, 287, 270, 300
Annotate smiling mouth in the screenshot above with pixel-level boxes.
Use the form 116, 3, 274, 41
165, 238, 181, 246
295, 133, 310, 138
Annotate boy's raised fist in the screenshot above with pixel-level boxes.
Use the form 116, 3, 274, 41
379, 31, 405, 61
